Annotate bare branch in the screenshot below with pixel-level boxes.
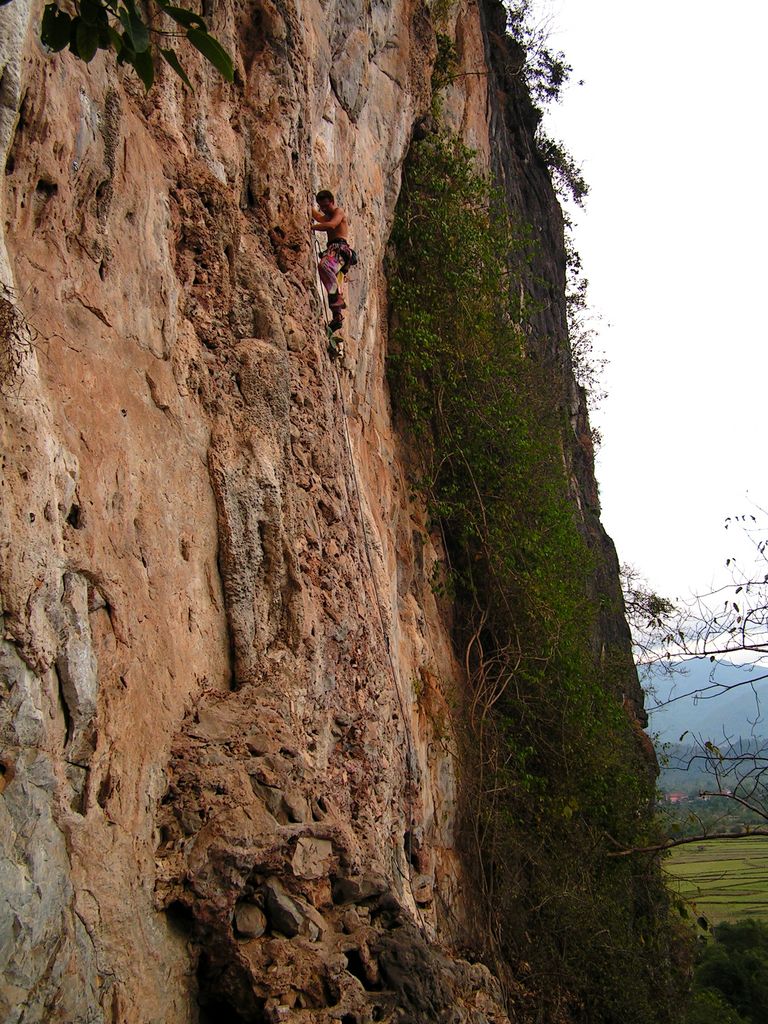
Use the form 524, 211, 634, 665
607, 829, 768, 858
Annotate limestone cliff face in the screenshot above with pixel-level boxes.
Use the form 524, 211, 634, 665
0, 1, 638, 1021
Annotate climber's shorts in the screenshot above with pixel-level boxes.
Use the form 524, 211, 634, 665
318, 241, 350, 296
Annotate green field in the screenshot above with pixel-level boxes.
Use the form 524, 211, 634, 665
665, 837, 768, 925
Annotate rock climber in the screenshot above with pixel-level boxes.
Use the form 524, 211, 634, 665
312, 190, 353, 333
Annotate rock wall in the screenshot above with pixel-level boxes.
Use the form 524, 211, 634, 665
0, 0, 638, 1021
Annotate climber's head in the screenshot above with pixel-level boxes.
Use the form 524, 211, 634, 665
316, 190, 335, 214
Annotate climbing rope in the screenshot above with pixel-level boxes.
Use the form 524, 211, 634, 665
311, 231, 423, 914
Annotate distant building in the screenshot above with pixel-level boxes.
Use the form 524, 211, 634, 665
665, 792, 688, 804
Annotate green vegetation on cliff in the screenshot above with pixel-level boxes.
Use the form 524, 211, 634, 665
387, 128, 688, 1023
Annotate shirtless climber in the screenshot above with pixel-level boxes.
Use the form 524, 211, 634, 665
312, 190, 354, 333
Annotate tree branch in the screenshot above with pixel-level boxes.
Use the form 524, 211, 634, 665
607, 829, 768, 858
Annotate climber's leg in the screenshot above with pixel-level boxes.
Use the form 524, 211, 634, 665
318, 250, 343, 310
334, 269, 346, 309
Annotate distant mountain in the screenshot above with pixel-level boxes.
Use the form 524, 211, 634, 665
644, 658, 768, 744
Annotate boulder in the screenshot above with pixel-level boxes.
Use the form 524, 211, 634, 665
234, 901, 267, 939
291, 837, 334, 880
262, 877, 305, 938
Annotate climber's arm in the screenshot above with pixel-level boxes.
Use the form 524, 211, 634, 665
311, 208, 343, 231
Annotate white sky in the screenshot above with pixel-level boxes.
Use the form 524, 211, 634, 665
535, 0, 768, 601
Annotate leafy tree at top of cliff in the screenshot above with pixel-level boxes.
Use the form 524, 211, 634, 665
503, 0, 572, 105
0, 0, 234, 91
500, 2, 589, 210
